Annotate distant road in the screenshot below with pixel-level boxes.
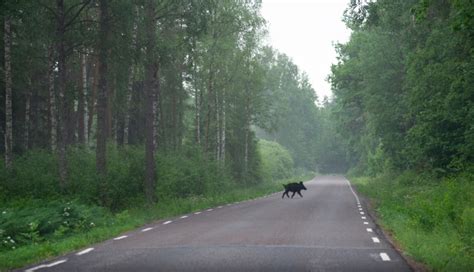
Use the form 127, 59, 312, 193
21, 175, 411, 271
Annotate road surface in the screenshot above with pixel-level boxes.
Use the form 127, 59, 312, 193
21, 175, 411, 271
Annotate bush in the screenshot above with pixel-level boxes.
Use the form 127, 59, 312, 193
258, 140, 295, 182
0, 199, 110, 252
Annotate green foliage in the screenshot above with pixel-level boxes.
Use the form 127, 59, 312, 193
0, 200, 110, 252
258, 140, 294, 182
330, 0, 474, 175
352, 170, 474, 270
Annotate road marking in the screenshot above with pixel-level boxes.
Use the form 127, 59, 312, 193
163, 220, 172, 225
226, 204, 231, 206
361, 216, 366, 219
366, 228, 373, 232
344, 178, 361, 204
380, 252, 390, 261
180, 215, 188, 219
372, 237, 380, 243
359, 208, 363, 210
360, 212, 365, 215
364, 221, 369, 225
26, 259, 68, 272
207, 208, 213, 212
194, 211, 201, 215
217, 206, 223, 208
114, 235, 127, 240
76, 247, 94, 256
141, 227, 153, 232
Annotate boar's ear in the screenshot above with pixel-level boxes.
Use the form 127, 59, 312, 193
299, 181, 303, 184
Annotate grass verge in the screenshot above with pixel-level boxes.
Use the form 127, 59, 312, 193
351, 171, 474, 271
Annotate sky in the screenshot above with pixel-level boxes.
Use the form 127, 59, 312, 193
260, 0, 352, 102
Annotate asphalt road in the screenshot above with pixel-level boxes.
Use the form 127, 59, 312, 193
21, 175, 411, 272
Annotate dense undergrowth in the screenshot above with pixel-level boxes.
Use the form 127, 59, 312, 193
351, 169, 474, 271
0, 141, 311, 270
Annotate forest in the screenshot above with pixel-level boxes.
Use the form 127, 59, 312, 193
1, 0, 473, 270
0, 0, 336, 268
329, 0, 473, 270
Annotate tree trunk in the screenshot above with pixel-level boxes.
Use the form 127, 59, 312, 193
96, 0, 109, 176
56, 0, 68, 189
144, 0, 158, 203
24, 78, 32, 150
4, 16, 12, 168
221, 95, 226, 164
78, 52, 87, 145
215, 88, 220, 161
87, 55, 98, 142
48, 45, 57, 151
124, 66, 134, 145
123, 7, 139, 145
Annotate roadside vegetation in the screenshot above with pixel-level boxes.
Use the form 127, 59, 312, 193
0, 142, 313, 270
352, 172, 474, 271
328, 0, 474, 270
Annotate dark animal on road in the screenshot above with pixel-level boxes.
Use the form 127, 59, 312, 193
282, 181, 307, 198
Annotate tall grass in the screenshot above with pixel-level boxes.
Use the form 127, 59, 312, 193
351, 169, 474, 271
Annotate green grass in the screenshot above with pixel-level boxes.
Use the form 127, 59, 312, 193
0, 173, 313, 271
351, 170, 474, 271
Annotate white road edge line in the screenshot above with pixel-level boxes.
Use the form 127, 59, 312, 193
217, 206, 223, 208
180, 215, 188, 219
344, 178, 361, 206
372, 237, 380, 243
207, 208, 213, 212
113, 235, 127, 240
359, 208, 363, 210
380, 252, 391, 261
364, 221, 369, 225
141, 227, 153, 232
366, 228, 373, 232
361, 216, 366, 219
163, 220, 172, 225
194, 211, 201, 215
76, 247, 94, 256
360, 212, 365, 215
25, 259, 68, 272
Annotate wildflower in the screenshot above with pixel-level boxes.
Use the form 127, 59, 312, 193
2, 211, 6, 215
90, 222, 95, 227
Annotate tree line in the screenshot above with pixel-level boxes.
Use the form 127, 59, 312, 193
329, 0, 473, 176
1, 0, 332, 204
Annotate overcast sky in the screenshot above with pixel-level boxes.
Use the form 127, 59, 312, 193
261, 0, 351, 102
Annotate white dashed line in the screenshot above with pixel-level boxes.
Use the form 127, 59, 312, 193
366, 228, 373, 232
372, 237, 380, 243
141, 227, 153, 232
180, 215, 188, 219
360, 212, 365, 215
361, 216, 366, 219
26, 259, 68, 272
364, 221, 369, 225
194, 211, 201, 215
113, 235, 127, 240
76, 247, 94, 256
217, 206, 223, 209
206, 209, 213, 212
226, 204, 231, 206
163, 220, 172, 225
359, 208, 363, 210
380, 252, 390, 261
